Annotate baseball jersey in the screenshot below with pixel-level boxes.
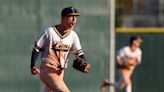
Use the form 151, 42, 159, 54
117, 46, 142, 64
34, 26, 84, 68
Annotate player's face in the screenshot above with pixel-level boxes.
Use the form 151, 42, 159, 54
62, 15, 77, 30
133, 40, 142, 48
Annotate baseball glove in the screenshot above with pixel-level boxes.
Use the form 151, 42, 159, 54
117, 61, 132, 70
117, 64, 130, 69
72, 57, 90, 73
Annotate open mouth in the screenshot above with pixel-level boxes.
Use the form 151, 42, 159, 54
71, 22, 75, 26
70, 23, 75, 27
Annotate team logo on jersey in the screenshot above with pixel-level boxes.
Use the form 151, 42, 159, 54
51, 41, 71, 68
52, 41, 71, 52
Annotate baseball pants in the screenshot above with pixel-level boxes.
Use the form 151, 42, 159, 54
117, 66, 135, 92
39, 62, 70, 92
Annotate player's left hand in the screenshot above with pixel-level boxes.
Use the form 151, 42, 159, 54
31, 67, 40, 75
72, 57, 90, 73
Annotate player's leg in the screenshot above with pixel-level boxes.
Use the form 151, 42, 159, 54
40, 63, 70, 92
104, 69, 126, 92
40, 83, 53, 92
120, 68, 134, 92
100, 79, 110, 92
40, 71, 70, 92
100, 69, 126, 91
115, 69, 126, 89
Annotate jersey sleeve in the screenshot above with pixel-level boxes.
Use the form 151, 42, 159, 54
137, 49, 142, 63
71, 32, 84, 56
116, 47, 129, 64
34, 29, 48, 52
117, 47, 126, 58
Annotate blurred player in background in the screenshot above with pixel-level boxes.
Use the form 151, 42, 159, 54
100, 35, 143, 92
30, 6, 90, 92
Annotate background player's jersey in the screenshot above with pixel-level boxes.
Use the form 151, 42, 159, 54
117, 46, 142, 64
34, 26, 84, 68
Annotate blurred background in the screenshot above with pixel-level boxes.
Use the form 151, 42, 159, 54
0, 0, 108, 92
116, 0, 164, 27
0, 0, 163, 92
116, 0, 164, 92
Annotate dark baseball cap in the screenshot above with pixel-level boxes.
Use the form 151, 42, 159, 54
61, 7, 80, 16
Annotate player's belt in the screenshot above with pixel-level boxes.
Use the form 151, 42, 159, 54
42, 62, 64, 71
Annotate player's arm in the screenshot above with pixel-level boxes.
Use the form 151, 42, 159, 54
31, 33, 45, 72
71, 32, 85, 58
116, 50, 127, 66
128, 50, 142, 66
30, 49, 40, 75
116, 54, 122, 65
136, 50, 142, 65
31, 49, 39, 68
126, 57, 138, 66
72, 49, 90, 73
130, 57, 141, 66
71, 32, 90, 73
72, 54, 90, 73
116, 49, 133, 69
30, 29, 48, 75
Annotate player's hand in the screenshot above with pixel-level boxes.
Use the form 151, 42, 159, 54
84, 64, 90, 73
127, 59, 137, 66
31, 67, 40, 75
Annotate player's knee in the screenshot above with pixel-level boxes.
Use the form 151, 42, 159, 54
64, 88, 70, 92
52, 87, 70, 92
64, 90, 70, 92
60, 89, 70, 92
119, 82, 126, 89
126, 80, 132, 86
60, 88, 70, 92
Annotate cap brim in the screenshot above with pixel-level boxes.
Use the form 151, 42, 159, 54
67, 13, 80, 16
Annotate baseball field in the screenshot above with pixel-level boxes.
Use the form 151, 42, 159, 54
0, 0, 164, 92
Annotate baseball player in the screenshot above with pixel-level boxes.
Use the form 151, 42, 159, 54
30, 6, 90, 92
100, 35, 142, 92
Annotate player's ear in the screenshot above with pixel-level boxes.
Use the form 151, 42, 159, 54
61, 16, 67, 22
61, 15, 67, 19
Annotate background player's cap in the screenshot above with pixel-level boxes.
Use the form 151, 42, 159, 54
61, 7, 80, 16
130, 35, 143, 43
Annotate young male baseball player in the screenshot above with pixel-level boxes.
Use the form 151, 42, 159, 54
100, 35, 142, 92
30, 6, 90, 92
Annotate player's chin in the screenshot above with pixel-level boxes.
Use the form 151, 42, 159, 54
68, 26, 74, 30
69, 24, 75, 29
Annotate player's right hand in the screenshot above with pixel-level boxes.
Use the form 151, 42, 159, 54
31, 67, 40, 75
